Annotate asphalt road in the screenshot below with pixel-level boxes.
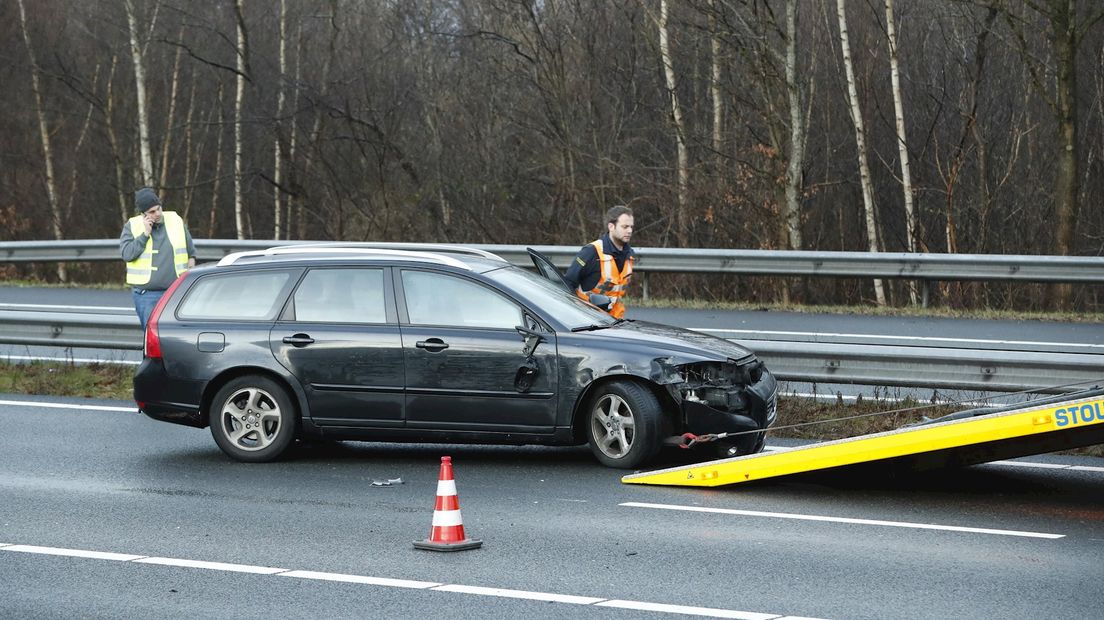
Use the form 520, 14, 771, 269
1, 396, 1101, 619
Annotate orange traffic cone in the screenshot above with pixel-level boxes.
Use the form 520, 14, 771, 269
413, 456, 483, 552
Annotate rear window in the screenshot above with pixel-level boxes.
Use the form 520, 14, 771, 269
177, 271, 292, 321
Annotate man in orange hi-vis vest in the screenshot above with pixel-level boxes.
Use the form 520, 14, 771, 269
564, 205, 636, 319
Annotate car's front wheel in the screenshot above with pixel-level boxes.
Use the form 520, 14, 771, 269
209, 375, 297, 463
586, 380, 663, 468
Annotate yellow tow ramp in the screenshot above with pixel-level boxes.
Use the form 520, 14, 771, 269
623, 392, 1104, 487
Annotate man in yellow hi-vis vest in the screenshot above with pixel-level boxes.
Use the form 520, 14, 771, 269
119, 188, 196, 329
563, 205, 636, 319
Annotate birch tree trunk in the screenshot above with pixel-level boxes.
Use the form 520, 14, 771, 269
709, 1, 723, 170
182, 75, 199, 220
273, 0, 287, 240
286, 23, 302, 240
783, 0, 806, 253
233, 0, 248, 239
885, 0, 917, 303
837, 0, 885, 306
124, 0, 155, 187
208, 83, 226, 238
658, 0, 690, 246
16, 0, 66, 282
885, 0, 915, 254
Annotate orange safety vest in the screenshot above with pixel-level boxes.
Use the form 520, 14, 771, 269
574, 239, 634, 318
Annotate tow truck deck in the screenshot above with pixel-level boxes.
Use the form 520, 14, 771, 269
623, 388, 1104, 487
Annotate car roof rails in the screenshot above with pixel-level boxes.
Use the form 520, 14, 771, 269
267, 242, 507, 262
216, 246, 473, 270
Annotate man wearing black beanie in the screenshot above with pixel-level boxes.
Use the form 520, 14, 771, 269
119, 188, 197, 329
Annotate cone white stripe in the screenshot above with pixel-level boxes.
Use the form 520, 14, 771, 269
436, 479, 457, 496
431, 509, 464, 527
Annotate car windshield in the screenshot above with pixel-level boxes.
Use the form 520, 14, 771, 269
485, 266, 619, 330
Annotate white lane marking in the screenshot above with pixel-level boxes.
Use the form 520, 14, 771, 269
0, 399, 136, 413
0, 355, 139, 366
990, 460, 1068, 470
692, 327, 1104, 350
1, 542, 806, 619
620, 502, 1064, 540
988, 460, 1104, 474
280, 570, 439, 589
596, 600, 779, 620
134, 557, 288, 574
2, 544, 146, 561
432, 584, 604, 605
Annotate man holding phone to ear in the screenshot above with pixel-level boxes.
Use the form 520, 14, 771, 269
119, 187, 196, 329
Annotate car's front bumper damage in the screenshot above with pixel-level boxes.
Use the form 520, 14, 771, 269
653, 358, 779, 455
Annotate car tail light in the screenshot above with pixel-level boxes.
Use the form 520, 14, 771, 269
144, 274, 186, 359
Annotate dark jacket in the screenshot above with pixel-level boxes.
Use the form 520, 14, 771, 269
563, 233, 634, 292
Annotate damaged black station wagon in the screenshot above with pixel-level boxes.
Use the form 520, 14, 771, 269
135, 244, 778, 468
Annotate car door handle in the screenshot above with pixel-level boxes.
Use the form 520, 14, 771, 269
416, 338, 449, 352
282, 334, 315, 346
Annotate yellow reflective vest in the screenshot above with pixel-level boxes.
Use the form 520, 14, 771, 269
574, 239, 634, 319
125, 211, 189, 286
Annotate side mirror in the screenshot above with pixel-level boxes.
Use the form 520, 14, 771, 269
515, 325, 546, 358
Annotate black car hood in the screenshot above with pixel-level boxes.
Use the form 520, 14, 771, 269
579, 320, 756, 363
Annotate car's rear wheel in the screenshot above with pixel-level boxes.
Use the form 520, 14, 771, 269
209, 375, 296, 463
586, 380, 662, 468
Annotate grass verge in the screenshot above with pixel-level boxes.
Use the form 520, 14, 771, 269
0, 361, 133, 401
2, 361, 1099, 457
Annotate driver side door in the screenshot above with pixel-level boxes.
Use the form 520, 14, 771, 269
397, 268, 558, 433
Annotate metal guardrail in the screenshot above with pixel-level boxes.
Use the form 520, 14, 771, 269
1, 305, 1099, 393
3, 239, 1103, 283
2, 240, 1101, 392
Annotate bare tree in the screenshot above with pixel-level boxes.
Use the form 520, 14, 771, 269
16, 0, 66, 281
273, 0, 288, 240
233, 0, 249, 239
1001, 0, 1104, 307
709, 0, 723, 170
657, 0, 690, 245
837, 0, 885, 305
783, 0, 806, 254
124, 0, 155, 186
884, 0, 917, 304
885, 0, 916, 254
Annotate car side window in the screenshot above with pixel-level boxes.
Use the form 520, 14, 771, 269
402, 270, 521, 329
177, 271, 292, 321
293, 268, 386, 324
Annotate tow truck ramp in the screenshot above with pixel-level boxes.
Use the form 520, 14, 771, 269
623, 388, 1104, 488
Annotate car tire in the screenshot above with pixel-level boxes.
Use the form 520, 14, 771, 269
585, 380, 663, 469
209, 375, 297, 463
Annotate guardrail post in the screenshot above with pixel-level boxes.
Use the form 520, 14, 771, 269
642, 273, 649, 301
921, 280, 930, 308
